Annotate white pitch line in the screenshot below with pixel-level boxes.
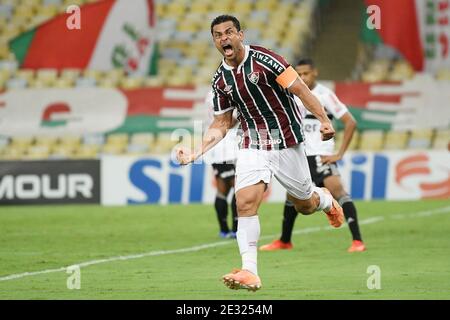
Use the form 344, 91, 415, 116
0, 241, 234, 282
1, 205, 449, 282
392, 205, 450, 219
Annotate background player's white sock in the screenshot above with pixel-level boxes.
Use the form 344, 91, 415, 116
236, 215, 260, 276
313, 187, 332, 212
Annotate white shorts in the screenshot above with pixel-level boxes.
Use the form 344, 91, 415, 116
234, 143, 314, 200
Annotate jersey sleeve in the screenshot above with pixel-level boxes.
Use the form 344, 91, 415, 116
322, 90, 348, 119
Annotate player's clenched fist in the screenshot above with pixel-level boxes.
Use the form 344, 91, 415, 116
320, 122, 335, 141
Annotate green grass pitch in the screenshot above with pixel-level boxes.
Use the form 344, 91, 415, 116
0, 200, 449, 299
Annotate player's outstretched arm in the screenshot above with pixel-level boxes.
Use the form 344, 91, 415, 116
176, 110, 234, 165
287, 78, 335, 141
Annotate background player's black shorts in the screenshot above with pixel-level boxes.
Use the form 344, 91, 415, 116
307, 155, 340, 187
212, 163, 236, 181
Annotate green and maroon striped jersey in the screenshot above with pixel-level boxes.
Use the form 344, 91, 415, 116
211, 45, 304, 150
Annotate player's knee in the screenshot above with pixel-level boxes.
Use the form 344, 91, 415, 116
330, 188, 346, 200
236, 196, 256, 214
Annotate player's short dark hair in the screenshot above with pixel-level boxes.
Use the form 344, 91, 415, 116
210, 15, 241, 34
296, 58, 315, 68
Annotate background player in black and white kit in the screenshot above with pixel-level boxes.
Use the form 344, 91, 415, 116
260, 58, 366, 253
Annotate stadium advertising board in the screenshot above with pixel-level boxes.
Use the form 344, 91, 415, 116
269, 150, 449, 201
336, 151, 450, 200
0, 160, 100, 205
101, 151, 449, 205
101, 155, 216, 205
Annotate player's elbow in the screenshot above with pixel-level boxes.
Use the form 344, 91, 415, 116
343, 116, 357, 131
348, 119, 357, 131
347, 119, 356, 130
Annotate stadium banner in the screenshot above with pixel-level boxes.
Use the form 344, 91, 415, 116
101, 151, 449, 206
0, 160, 100, 205
0, 87, 209, 137
362, 0, 450, 73
9, 0, 157, 75
0, 78, 448, 137
332, 76, 450, 130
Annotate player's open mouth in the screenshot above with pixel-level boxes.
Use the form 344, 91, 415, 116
222, 44, 233, 57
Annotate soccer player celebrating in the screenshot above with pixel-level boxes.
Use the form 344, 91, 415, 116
176, 15, 344, 291
260, 59, 366, 253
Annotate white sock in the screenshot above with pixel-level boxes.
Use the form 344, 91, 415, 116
236, 215, 260, 276
313, 187, 332, 212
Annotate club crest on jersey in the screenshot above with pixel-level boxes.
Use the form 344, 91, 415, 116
247, 72, 259, 84
224, 85, 233, 94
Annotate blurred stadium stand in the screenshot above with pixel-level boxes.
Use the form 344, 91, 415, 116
0, 0, 448, 161
355, 45, 417, 82
0, 0, 319, 87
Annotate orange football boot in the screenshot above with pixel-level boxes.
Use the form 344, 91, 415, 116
259, 239, 293, 251
322, 188, 344, 228
222, 269, 262, 292
348, 240, 366, 252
